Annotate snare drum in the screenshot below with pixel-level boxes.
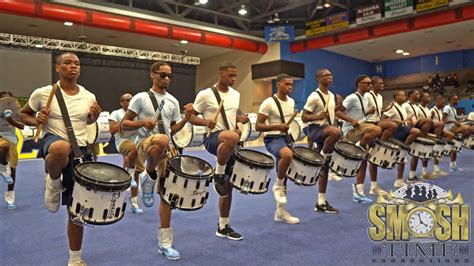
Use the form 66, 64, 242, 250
430, 138, 446, 157
389, 138, 410, 164
68, 162, 131, 225
286, 146, 325, 186
329, 142, 366, 177
87, 112, 112, 144
453, 137, 463, 152
368, 139, 400, 169
409, 137, 435, 159
172, 123, 206, 148
238, 113, 261, 142
443, 140, 454, 156
289, 117, 304, 142
230, 149, 275, 194
464, 135, 474, 149
160, 155, 213, 211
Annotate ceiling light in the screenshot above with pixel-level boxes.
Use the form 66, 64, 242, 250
316, 2, 324, 10
180, 40, 188, 44
238, 5, 247, 15
323, 1, 331, 8
198, 0, 208, 4
403, 52, 410, 56
267, 18, 274, 24
64, 21, 74, 26
35, 44, 43, 48
395, 49, 404, 54
273, 13, 280, 22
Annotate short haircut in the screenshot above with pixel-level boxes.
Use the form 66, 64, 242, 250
150, 62, 171, 73
407, 89, 419, 98
120, 93, 132, 101
371, 76, 383, 83
449, 94, 458, 101
393, 90, 404, 99
0, 91, 13, 97
315, 68, 330, 78
435, 95, 444, 101
355, 74, 370, 87
219, 62, 236, 71
276, 73, 292, 83
56, 52, 78, 64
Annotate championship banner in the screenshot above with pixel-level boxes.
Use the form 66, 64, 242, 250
385, 0, 413, 18
416, 0, 448, 12
264, 26, 295, 42
305, 18, 326, 37
326, 11, 349, 32
356, 3, 382, 25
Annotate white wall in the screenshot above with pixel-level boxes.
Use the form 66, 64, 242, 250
196, 43, 281, 113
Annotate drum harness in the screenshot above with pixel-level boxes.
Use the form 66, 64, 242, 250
272, 95, 295, 145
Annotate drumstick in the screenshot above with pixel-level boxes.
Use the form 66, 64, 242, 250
34, 84, 57, 143
207, 100, 224, 137
319, 94, 330, 126
427, 133, 437, 139
286, 112, 298, 126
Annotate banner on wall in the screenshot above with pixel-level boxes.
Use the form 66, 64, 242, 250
416, 0, 448, 12
326, 11, 349, 32
305, 18, 326, 37
384, 0, 414, 18
356, 3, 382, 25
264, 26, 295, 42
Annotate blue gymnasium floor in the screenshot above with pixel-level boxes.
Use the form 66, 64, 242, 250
1, 146, 473, 266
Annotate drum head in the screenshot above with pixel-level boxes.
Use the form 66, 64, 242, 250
430, 138, 446, 144
289, 120, 301, 142
415, 137, 436, 145
86, 122, 98, 144
389, 138, 409, 150
292, 146, 324, 166
74, 162, 131, 191
168, 155, 213, 180
235, 149, 275, 169
237, 121, 251, 142
335, 142, 366, 159
375, 139, 400, 150
172, 122, 193, 148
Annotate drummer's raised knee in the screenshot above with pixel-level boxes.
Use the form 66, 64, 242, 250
48, 140, 71, 159
221, 131, 239, 146
280, 148, 293, 162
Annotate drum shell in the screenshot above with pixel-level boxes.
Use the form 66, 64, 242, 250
289, 117, 305, 142
87, 112, 111, 144
409, 137, 435, 159
463, 135, 474, 149
189, 126, 206, 147
443, 140, 454, 156
453, 138, 463, 152
238, 113, 261, 142
286, 147, 324, 186
430, 138, 446, 157
389, 138, 409, 164
368, 139, 400, 169
231, 149, 275, 194
172, 122, 193, 148
329, 142, 366, 177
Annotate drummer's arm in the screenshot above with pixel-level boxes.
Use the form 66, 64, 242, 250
382, 114, 403, 126
109, 120, 120, 135
189, 109, 211, 127
19, 104, 39, 127
335, 107, 358, 127
170, 103, 194, 135
5, 116, 24, 129
443, 112, 458, 125
121, 110, 147, 131
301, 109, 325, 123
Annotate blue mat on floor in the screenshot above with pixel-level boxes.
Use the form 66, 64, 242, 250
1, 146, 473, 265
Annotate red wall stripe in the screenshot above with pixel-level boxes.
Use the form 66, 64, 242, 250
204, 32, 232, 47
134, 20, 169, 38
91, 12, 131, 31
338, 28, 369, 44
41, 3, 86, 23
171, 26, 202, 42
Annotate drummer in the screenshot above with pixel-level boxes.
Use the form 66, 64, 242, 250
443, 95, 473, 172
336, 75, 385, 204
301, 68, 340, 214
256, 73, 300, 224
108, 93, 143, 214
0, 91, 24, 210
190, 62, 248, 240
382, 90, 421, 188
19, 52, 101, 266
121, 62, 193, 260
430, 95, 454, 176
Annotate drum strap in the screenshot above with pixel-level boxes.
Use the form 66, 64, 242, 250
393, 104, 405, 121
272, 96, 294, 143
54, 86, 83, 160
418, 104, 428, 118
433, 107, 442, 121
355, 92, 367, 117
450, 105, 458, 120
211, 86, 231, 130
369, 91, 380, 118
316, 90, 333, 125
147, 90, 167, 135
408, 102, 418, 120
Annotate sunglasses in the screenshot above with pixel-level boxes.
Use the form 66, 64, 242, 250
154, 72, 173, 79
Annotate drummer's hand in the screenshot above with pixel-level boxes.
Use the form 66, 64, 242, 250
368, 106, 376, 115
88, 101, 101, 119
238, 113, 249, 124
142, 119, 156, 130
351, 119, 359, 127
275, 123, 289, 132
235, 129, 242, 138
207, 120, 216, 129
454, 121, 461, 126
183, 103, 194, 120
36, 108, 50, 125
318, 111, 328, 120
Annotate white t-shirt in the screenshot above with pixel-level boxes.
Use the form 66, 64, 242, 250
443, 104, 458, 130
303, 88, 335, 126
402, 101, 420, 124
342, 92, 369, 134
128, 89, 181, 142
417, 104, 431, 119
258, 95, 295, 136
109, 108, 138, 149
28, 82, 96, 147
0, 99, 20, 144
430, 106, 443, 122
193, 87, 240, 132
364, 91, 383, 122
384, 102, 408, 124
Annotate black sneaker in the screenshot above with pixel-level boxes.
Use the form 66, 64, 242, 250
407, 176, 423, 183
314, 201, 339, 214
216, 224, 243, 241
213, 174, 228, 197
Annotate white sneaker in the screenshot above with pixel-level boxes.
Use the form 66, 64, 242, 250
68, 259, 87, 266
433, 169, 448, 176
274, 209, 300, 224
0, 163, 13, 184
272, 185, 287, 205
369, 184, 388, 195
44, 174, 64, 213
394, 179, 408, 188
421, 172, 437, 179
328, 172, 343, 181
4, 191, 15, 209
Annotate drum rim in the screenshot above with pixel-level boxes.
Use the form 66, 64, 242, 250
67, 208, 125, 225
414, 137, 436, 145
334, 141, 366, 159
429, 138, 446, 144
172, 123, 193, 148
291, 146, 325, 166
388, 138, 410, 150
74, 162, 131, 192
232, 183, 269, 194
168, 155, 214, 180
374, 139, 400, 150
234, 149, 275, 169
289, 120, 302, 141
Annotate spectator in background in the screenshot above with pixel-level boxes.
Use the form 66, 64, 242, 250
427, 76, 433, 87
440, 75, 446, 86
453, 73, 459, 88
